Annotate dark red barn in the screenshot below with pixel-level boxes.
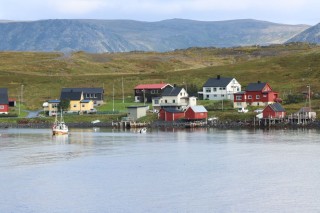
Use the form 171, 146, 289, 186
159, 108, 185, 121
262, 103, 286, 119
185, 105, 208, 120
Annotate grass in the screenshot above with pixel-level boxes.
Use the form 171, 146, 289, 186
1, 43, 320, 122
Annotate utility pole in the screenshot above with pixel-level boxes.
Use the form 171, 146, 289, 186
21, 84, 24, 104
307, 85, 311, 109
112, 83, 115, 112
122, 77, 124, 103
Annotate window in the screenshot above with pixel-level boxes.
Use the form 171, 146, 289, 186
82, 104, 85, 107
221, 94, 225, 97
165, 100, 167, 103
263, 94, 267, 97
213, 88, 217, 92
94, 94, 97, 98
248, 95, 252, 99
206, 95, 209, 98
214, 95, 217, 97
173, 100, 176, 103
222, 87, 226, 90
73, 104, 77, 108
256, 95, 260, 99
236, 96, 242, 100
154, 100, 159, 104
0, 105, 4, 109
206, 88, 211, 92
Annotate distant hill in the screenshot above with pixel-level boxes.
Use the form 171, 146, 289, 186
0, 19, 309, 53
286, 23, 320, 44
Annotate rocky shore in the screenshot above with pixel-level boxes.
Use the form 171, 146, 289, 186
1, 120, 320, 130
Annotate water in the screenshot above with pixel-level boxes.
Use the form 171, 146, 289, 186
1, 128, 320, 213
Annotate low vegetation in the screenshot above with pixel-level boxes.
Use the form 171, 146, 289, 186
1, 43, 320, 122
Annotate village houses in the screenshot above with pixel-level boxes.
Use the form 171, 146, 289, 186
198, 75, 241, 101
233, 81, 280, 109
134, 83, 173, 103
152, 86, 197, 111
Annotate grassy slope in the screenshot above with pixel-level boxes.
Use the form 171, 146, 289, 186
1, 43, 320, 117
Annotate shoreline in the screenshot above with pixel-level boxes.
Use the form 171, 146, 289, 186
1, 120, 320, 130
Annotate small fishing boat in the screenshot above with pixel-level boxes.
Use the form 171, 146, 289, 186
52, 111, 68, 136
138, 127, 147, 134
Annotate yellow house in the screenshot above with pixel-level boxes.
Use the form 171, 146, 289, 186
43, 100, 60, 116
60, 90, 94, 114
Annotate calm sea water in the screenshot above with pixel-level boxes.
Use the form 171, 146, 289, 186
1, 127, 320, 213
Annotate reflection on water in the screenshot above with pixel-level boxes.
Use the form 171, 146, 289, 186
1, 128, 320, 213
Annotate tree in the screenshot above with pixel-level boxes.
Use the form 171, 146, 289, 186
58, 99, 70, 112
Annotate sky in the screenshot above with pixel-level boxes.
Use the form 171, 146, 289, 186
0, 0, 318, 25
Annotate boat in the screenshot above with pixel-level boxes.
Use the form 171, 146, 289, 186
52, 111, 68, 135
138, 127, 147, 134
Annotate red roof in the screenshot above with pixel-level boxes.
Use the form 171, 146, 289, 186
134, 83, 170, 90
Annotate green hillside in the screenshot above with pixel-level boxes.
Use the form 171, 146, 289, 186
1, 43, 319, 111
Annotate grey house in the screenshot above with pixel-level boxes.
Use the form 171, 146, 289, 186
198, 75, 241, 100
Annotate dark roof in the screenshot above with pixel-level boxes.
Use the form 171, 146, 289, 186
0, 88, 8, 94
161, 87, 183, 96
60, 91, 82, 100
246, 82, 267, 91
268, 103, 285, 112
0, 88, 8, 104
162, 108, 184, 113
62, 88, 104, 93
203, 77, 234, 87
298, 107, 313, 113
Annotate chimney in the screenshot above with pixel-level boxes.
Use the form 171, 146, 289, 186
217, 75, 221, 79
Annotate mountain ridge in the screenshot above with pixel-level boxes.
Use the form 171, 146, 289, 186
0, 19, 310, 53
286, 23, 320, 44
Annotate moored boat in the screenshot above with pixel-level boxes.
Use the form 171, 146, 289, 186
52, 112, 68, 135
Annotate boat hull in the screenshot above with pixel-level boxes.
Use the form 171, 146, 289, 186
52, 129, 68, 135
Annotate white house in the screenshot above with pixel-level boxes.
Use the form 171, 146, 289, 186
152, 87, 197, 111
198, 75, 241, 101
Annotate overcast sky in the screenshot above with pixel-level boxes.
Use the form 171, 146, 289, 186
0, 0, 318, 25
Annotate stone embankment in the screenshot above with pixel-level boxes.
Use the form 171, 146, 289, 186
1, 120, 320, 129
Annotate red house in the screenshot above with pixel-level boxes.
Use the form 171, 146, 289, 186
262, 103, 286, 119
233, 81, 280, 108
0, 88, 9, 114
134, 83, 173, 103
185, 106, 208, 120
159, 108, 185, 121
